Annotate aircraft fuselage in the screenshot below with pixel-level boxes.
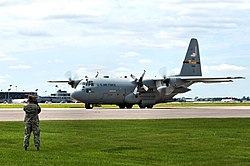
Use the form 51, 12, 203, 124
70, 77, 191, 108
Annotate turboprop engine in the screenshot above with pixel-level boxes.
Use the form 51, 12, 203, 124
157, 77, 175, 95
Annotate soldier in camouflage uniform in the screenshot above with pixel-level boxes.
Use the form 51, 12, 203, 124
23, 95, 41, 151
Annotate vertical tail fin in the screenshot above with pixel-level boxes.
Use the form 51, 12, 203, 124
179, 38, 202, 76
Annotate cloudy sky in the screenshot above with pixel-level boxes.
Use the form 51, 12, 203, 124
0, 0, 249, 98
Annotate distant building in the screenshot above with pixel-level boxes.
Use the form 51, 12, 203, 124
37, 89, 74, 103
0, 91, 37, 103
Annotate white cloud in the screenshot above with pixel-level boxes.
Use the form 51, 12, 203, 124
0, 0, 250, 52
76, 64, 107, 78
75, 65, 134, 78
0, 74, 11, 84
17, 28, 52, 37
0, 76, 6, 84
139, 59, 152, 64
116, 67, 130, 72
120, 51, 152, 66
9, 64, 32, 69
202, 64, 248, 78
46, 59, 64, 64
120, 51, 142, 58
115, 31, 137, 36
0, 52, 16, 61
113, 67, 132, 78
117, 38, 187, 49
205, 64, 247, 72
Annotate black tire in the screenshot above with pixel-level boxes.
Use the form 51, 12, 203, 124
147, 105, 154, 109
119, 104, 126, 109
126, 104, 133, 109
85, 103, 93, 109
139, 104, 145, 109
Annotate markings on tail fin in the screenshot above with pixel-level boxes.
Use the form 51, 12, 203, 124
191, 46, 198, 57
191, 53, 197, 57
183, 60, 200, 65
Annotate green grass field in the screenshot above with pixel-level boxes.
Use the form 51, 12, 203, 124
0, 119, 249, 166
0, 102, 250, 109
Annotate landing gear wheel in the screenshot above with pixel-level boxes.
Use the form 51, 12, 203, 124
139, 104, 153, 109
126, 104, 133, 109
147, 105, 154, 109
85, 103, 93, 109
119, 104, 126, 109
139, 104, 145, 109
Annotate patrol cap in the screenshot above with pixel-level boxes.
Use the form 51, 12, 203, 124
27, 95, 36, 102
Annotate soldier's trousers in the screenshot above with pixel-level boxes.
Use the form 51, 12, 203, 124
24, 122, 40, 148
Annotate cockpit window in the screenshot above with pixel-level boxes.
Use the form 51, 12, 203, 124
85, 81, 94, 87
86, 89, 93, 93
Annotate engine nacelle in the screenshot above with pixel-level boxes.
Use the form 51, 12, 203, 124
157, 86, 167, 93
125, 93, 140, 104
157, 86, 174, 95
173, 86, 191, 93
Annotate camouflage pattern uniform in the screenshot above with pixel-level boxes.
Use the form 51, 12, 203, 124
23, 99, 41, 151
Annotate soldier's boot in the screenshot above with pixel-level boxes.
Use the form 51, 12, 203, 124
24, 146, 28, 151
36, 146, 40, 151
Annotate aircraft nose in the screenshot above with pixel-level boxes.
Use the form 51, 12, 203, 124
70, 90, 83, 102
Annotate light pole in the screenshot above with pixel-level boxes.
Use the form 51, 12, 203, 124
7, 88, 11, 103
7, 85, 12, 103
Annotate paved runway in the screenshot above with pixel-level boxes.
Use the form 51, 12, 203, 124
0, 106, 250, 121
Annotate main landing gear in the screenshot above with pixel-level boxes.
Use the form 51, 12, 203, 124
138, 104, 154, 109
85, 103, 154, 109
118, 104, 133, 109
85, 103, 93, 109
118, 104, 154, 109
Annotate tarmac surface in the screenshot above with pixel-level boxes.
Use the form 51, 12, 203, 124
0, 106, 250, 121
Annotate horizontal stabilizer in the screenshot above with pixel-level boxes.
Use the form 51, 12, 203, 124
180, 77, 245, 83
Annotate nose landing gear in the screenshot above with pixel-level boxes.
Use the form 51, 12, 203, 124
85, 103, 93, 109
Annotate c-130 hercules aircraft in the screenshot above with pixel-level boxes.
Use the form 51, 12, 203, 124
49, 38, 244, 109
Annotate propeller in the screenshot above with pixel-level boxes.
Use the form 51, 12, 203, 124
66, 71, 82, 89
157, 67, 175, 95
131, 70, 149, 95
158, 67, 170, 87
48, 71, 82, 89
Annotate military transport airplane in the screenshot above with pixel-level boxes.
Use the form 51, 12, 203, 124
48, 38, 245, 109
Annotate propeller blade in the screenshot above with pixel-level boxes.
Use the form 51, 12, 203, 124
142, 85, 149, 91
133, 87, 138, 95
139, 70, 146, 82
163, 78, 170, 87
131, 70, 148, 95
130, 74, 137, 81
68, 79, 82, 89
47, 80, 69, 83
158, 67, 167, 78
65, 71, 72, 81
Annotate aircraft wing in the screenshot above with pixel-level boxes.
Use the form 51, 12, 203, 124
47, 80, 69, 83
180, 77, 245, 83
